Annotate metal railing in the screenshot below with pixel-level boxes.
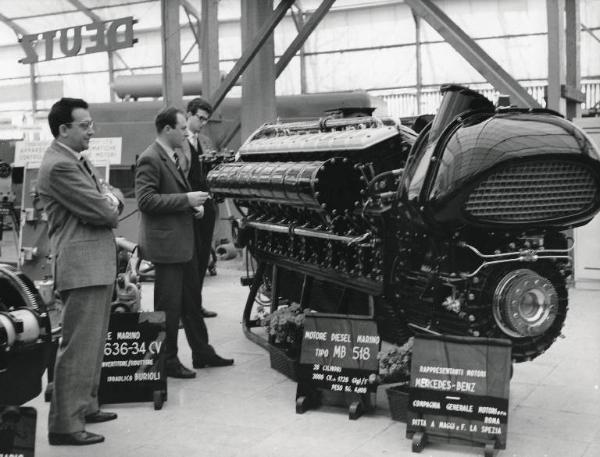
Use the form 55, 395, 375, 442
373, 79, 600, 118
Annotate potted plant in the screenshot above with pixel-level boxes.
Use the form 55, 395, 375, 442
379, 337, 413, 422
260, 302, 306, 380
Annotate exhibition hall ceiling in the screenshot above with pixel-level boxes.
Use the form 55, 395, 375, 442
0, 0, 380, 47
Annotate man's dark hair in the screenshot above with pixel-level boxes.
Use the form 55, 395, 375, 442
48, 97, 88, 138
186, 97, 213, 116
155, 107, 182, 133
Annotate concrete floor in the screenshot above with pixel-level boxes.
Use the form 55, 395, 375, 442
19, 259, 600, 457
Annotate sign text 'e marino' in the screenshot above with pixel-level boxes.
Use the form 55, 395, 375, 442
19, 17, 137, 64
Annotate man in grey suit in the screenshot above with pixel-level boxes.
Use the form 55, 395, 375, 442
135, 107, 233, 380
37, 98, 123, 446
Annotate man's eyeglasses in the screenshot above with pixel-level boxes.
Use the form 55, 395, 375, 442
64, 120, 94, 130
194, 114, 209, 123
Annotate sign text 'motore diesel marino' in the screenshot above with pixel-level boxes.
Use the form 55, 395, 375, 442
19, 17, 136, 64
299, 315, 380, 395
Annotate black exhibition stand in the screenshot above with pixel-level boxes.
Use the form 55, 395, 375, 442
98, 311, 167, 410
406, 334, 512, 457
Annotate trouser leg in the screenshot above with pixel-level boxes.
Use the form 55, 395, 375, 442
48, 285, 113, 433
154, 263, 184, 363
87, 284, 114, 414
182, 247, 216, 363
195, 203, 216, 299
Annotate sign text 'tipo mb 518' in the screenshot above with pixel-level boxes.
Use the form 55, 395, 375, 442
19, 17, 137, 64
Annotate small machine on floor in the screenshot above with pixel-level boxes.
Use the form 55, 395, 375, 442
0, 264, 54, 405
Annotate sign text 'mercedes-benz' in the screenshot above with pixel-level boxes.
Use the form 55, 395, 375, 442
19, 16, 136, 64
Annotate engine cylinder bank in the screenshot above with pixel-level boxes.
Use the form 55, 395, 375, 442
208, 158, 365, 211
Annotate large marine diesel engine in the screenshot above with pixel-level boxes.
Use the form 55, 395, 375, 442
207, 85, 600, 362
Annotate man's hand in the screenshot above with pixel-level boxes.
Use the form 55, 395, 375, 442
193, 205, 204, 219
99, 180, 125, 214
186, 191, 210, 207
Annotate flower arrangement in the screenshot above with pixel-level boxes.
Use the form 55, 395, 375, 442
261, 302, 306, 357
379, 337, 414, 384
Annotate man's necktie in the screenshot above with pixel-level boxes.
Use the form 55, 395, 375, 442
80, 156, 98, 185
80, 156, 94, 176
172, 152, 188, 183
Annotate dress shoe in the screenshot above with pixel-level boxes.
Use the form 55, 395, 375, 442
201, 307, 217, 318
193, 355, 234, 368
166, 362, 196, 379
85, 410, 118, 423
49, 431, 105, 446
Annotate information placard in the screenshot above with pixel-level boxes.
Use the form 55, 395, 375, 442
298, 315, 380, 395
406, 335, 511, 450
0, 406, 36, 457
98, 312, 166, 406
14, 138, 122, 168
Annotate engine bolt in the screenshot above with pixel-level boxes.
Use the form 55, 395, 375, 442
472, 277, 479, 284
468, 293, 475, 301
472, 330, 480, 337
468, 314, 476, 322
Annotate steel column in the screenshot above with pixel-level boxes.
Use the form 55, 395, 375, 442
161, 0, 183, 108
565, 0, 582, 119
413, 12, 422, 115
219, 0, 334, 148
547, 0, 565, 112
240, 0, 278, 142
291, 4, 308, 93
202, 0, 221, 114
209, 0, 293, 112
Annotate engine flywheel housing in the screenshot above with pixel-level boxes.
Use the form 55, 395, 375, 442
492, 268, 558, 338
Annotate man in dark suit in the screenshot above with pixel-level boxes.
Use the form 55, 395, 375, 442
38, 98, 122, 446
135, 107, 233, 379
181, 97, 218, 318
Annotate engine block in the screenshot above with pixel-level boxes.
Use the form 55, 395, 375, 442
208, 85, 600, 362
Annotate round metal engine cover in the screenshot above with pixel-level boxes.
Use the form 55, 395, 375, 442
492, 268, 558, 338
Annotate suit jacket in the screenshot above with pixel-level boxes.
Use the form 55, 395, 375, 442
182, 135, 218, 219
181, 133, 215, 192
37, 140, 119, 291
135, 140, 195, 264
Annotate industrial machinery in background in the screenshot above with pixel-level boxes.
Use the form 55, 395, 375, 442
0, 264, 53, 404
0, 161, 18, 241
208, 85, 600, 362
